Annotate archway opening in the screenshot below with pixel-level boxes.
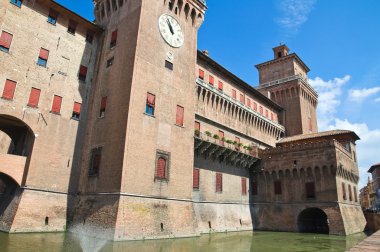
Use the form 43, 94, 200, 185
298, 208, 329, 234
0, 173, 20, 217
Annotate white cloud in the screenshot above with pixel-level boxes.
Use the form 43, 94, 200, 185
374, 97, 380, 102
309, 75, 350, 130
276, 0, 316, 32
348, 87, 380, 103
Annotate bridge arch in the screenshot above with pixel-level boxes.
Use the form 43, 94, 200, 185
298, 207, 329, 234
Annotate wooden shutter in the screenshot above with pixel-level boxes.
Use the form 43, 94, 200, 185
101, 96, 107, 110
198, 69, 204, 79
271, 113, 274, 121
73, 102, 81, 113
51, 95, 62, 113
216, 173, 223, 192
218, 81, 223, 90
274, 180, 282, 195
247, 98, 251, 107
193, 168, 199, 189
176, 105, 184, 126
156, 157, 166, 179
39, 48, 49, 60
2, 79, 16, 100
111, 30, 118, 42
28, 88, 41, 107
0, 31, 13, 49
147, 93, 155, 106
209, 75, 214, 85
218, 130, 224, 145
241, 178, 247, 195
240, 94, 244, 103
194, 121, 200, 131
232, 89, 236, 99
79, 65, 88, 76
305, 182, 315, 198
252, 182, 258, 195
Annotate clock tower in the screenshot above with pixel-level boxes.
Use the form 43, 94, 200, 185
73, 0, 207, 240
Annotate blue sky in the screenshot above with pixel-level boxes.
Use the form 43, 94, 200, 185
57, 0, 380, 188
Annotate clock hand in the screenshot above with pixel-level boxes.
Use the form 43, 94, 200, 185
166, 18, 175, 35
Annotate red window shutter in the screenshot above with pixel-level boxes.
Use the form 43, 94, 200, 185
209, 75, 214, 85
39, 48, 49, 60
274, 180, 282, 195
305, 182, 315, 198
218, 81, 223, 90
265, 110, 268, 118
193, 168, 199, 189
73, 102, 81, 113
247, 98, 251, 107
111, 30, 118, 43
198, 69, 204, 79
101, 96, 107, 110
176, 105, 184, 126
218, 130, 224, 145
232, 89, 236, 99
147, 93, 155, 106
259, 106, 263, 115
252, 182, 258, 195
240, 94, 244, 103
51, 95, 62, 113
253, 102, 257, 111
28, 88, 41, 107
194, 121, 200, 131
0, 31, 13, 49
79, 65, 88, 76
2, 79, 16, 100
216, 173, 223, 192
156, 157, 166, 179
242, 178, 247, 195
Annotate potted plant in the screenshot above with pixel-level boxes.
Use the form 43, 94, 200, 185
205, 131, 212, 141
194, 129, 200, 137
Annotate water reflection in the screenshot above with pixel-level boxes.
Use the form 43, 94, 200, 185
0, 231, 367, 252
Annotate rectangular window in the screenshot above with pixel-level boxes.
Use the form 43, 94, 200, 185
218, 130, 224, 146
48, 9, 59, 25
86, 29, 94, 44
0, 31, 13, 53
146, 93, 155, 116
253, 102, 257, 111
305, 182, 316, 199
106, 57, 114, 68
72, 102, 81, 119
232, 89, 236, 99
348, 185, 352, 201
218, 81, 223, 91
252, 181, 258, 195
265, 110, 269, 118
89, 147, 102, 176
247, 98, 251, 107
79, 65, 88, 81
242, 177, 247, 195
194, 121, 200, 137
10, 0, 22, 7
271, 113, 274, 121
27, 88, 41, 107
308, 117, 312, 131
354, 186, 358, 202
51, 95, 62, 114
2, 79, 16, 100
165, 60, 173, 70
110, 30, 118, 48
100, 96, 107, 117
193, 168, 199, 190
216, 173, 223, 193
68, 20, 78, 34
37, 48, 49, 67
209, 75, 214, 86
342, 182, 346, 200
155, 151, 170, 180
176, 105, 184, 126
259, 106, 263, 115
240, 94, 244, 103
235, 137, 240, 151
274, 180, 282, 195
198, 69, 204, 80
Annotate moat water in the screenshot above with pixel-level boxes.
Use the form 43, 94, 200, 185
0, 231, 367, 252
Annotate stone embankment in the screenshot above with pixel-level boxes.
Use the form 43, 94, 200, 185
348, 230, 380, 251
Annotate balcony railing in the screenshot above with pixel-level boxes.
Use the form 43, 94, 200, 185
194, 132, 260, 170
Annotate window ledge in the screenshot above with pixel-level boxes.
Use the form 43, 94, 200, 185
144, 112, 155, 118
47, 20, 57, 26
174, 124, 185, 128
1, 97, 13, 101
154, 178, 169, 183
50, 111, 61, 115
10, 2, 21, 8
27, 105, 38, 109
71, 117, 80, 121
67, 31, 76, 35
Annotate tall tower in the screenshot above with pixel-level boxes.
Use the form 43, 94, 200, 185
73, 0, 206, 240
256, 45, 318, 136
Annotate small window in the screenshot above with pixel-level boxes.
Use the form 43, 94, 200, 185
51, 95, 62, 114
348, 185, 352, 201
246, 98, 250, 107
106, 57, 114, 68
235, 137, 240, 151
79, 65, 88, 81
265, 110, 268, 118
274, 180, 282, 195
218, 130, 224, 146
354, 186, 358, 202
198, 69, 204, 80
110, 30, 118, 48
305, 182, 315, 199
252, 181, 258, 195
253, 102, 257, 111
193, 168, 199, 190
240, 94, 244, 103
86, 29, 94, 44
175, 105, 184, 126
218, 81, 223, 91
1, 79, 16, 100
10, 0, 22, 7
194, 121, 200, 137
146, 93, 155, 116
72, 102, 81, 120
342, 182, 346, 200
155, 151, 170, 180
0, 31, 13, 53
278, 52, 282, 58
259, 106, 263, 115
27, 88, 41, 108
232, 89, 236, 99
68, 20, 78, 34
241, 177, 247, 195
271, 113, 274, 121
89, 147, 102, 176
37, 48, 49, 67
216, 173, 223, 193
48, 9, 59, 25
165, 60, 173, 70
99, 96, 107, 117
209, 75, 214, 86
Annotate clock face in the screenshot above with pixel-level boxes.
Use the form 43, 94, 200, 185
158, 14, 184, 48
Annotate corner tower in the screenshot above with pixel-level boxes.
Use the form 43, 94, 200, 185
256, 45, 318, 136
74, 0, 207, 240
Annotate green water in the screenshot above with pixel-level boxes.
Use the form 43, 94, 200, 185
0, 231, 367, 252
